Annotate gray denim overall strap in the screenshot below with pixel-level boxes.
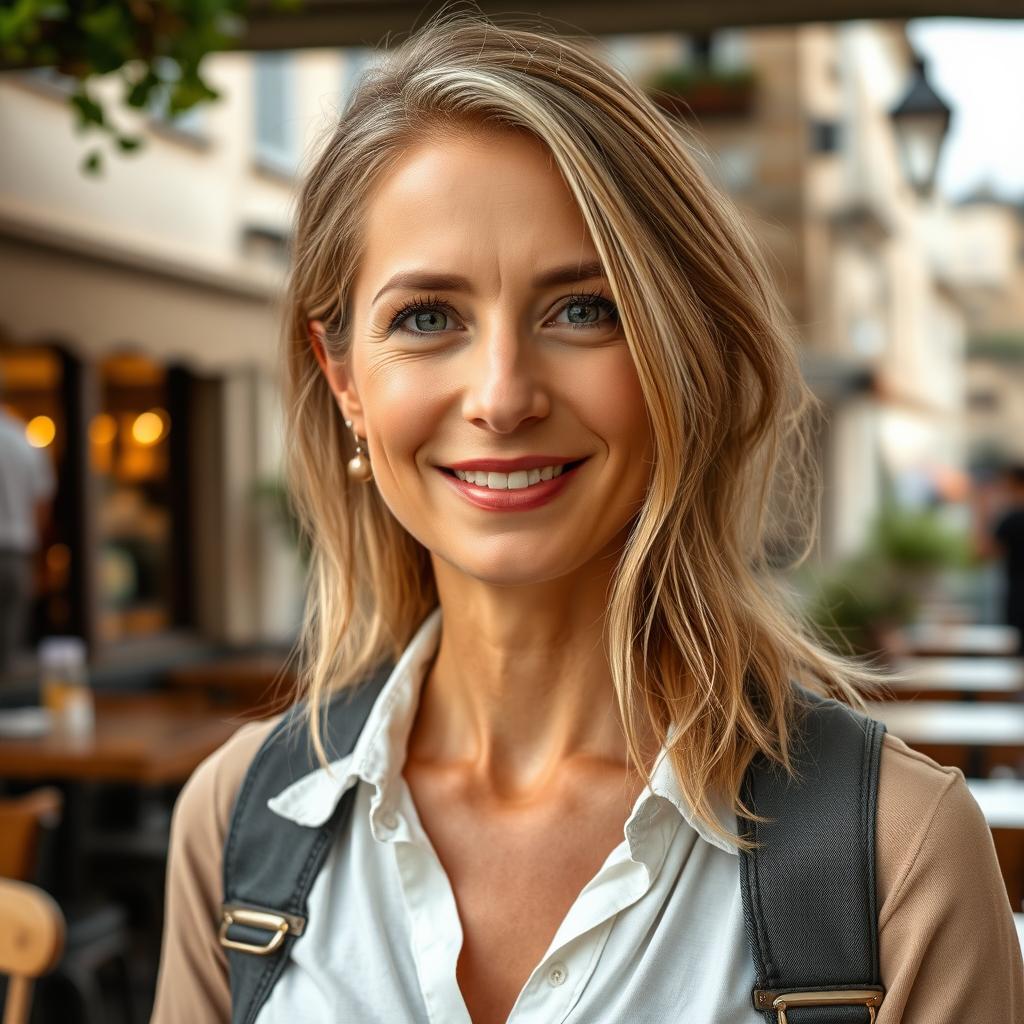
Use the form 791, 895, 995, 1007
219, 661, 395, 1024
221, 679, 887, 1024
738, 686, 888, 1024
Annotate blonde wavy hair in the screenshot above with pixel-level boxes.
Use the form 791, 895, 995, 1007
279, 7, 887, 851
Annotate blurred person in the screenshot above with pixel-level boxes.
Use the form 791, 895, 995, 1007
151, 12, 1022, 1024
0, 364, 55, 684
974, 463, 1024, 656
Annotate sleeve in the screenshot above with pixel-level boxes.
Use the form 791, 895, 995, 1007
149, 718, 281, 1024
875, 763, 1024, 1023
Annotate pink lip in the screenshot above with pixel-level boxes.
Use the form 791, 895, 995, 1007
444, 455, 582, 472
437, 460, 586, 511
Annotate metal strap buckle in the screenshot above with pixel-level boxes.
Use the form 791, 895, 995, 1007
218, 904, 304, 956
771, 989, 883, 1024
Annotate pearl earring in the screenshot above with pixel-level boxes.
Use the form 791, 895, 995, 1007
344, 418, 373, 482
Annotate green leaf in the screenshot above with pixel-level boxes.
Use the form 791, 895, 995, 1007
70, 89, 105, 129
81, 149, 103, 175
0, 0, 44, 47
3, 0, 309, 175
125, 67, 160, 108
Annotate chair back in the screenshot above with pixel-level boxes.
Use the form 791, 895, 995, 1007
0, 878, 65, 1024
0, 789, 62, 883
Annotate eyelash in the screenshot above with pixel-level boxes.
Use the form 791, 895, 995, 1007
382, 290, 620, 337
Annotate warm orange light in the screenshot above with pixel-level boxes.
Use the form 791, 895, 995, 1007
46, 543, 70, 574
90, 413, 117, 446
26, 415, 56, 448
131, 410, 165, 446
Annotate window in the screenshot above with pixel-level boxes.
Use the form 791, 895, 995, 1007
147, 57, 207, 139
95, 353, 177, 641
20, 66, 76, 96
340, 47, 374, 106
686, 29, 749, 72
253, 52, 298, 176
240, 224, 291, 266
967, 389, 999, 412
810, 119, 841, 154
716, 144, 756, 192
709, 30, 749, 72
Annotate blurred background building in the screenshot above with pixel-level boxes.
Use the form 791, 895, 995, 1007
955, 188, 1024, 464
2, 9, 1024, 1020
1, 19, 1003, 667
608, 22, 969, 560
0, 49, 381, 663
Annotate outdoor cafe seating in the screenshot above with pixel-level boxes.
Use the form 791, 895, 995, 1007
0, 644, 296, 1021
867, 620, 1024, 929
2, 620, 1023, 1020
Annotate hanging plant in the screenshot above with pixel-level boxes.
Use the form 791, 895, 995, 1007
647, 67, 757, 118
0, 0, 302, 175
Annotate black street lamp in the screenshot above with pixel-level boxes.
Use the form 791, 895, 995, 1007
888, 55, 953, 198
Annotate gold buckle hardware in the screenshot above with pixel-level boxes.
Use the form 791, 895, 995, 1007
771, 989, 883, 1024
218, 904, 303, 956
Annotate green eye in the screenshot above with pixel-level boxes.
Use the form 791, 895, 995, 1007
555, 293, 619, 330
386, 294, 458, 336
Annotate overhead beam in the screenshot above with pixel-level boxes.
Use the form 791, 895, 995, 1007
1, 1, 1019, 71
237, 0, 1024, 51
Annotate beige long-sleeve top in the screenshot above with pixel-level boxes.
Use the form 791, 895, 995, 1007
150, 710, 1024, 1023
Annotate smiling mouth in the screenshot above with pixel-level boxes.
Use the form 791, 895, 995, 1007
439, 458, 587, 490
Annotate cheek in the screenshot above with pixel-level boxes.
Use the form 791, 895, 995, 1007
360, 355, 449, 467
562, 347, 652, 459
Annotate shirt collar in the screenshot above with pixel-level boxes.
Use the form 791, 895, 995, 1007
266, 605, 738, 856
644, 743, 739, 856
266, 604, 443, 830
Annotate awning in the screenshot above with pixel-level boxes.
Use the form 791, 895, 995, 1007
0, 210, 285, 374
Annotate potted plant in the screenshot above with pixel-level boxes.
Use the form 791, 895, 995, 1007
646, 66, 757, 119
802, 501, 970, 661
251, 477, 311, 569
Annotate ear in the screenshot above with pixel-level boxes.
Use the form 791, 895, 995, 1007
308, 319, 365, 433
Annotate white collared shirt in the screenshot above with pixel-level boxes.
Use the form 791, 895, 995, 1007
258, 606, 761, 1023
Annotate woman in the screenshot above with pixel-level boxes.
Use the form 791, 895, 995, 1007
151, 11, 1022, 1023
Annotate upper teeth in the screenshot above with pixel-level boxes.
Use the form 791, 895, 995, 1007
453, 465, 567, 489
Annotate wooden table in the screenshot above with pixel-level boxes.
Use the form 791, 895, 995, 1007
0, 694, 253, 903
898, 623, 1021, 658
0, 693, 246, 785
878, 657, 1024, 702
967, 779, 1024, 912
865, 700, 1024, 777
163, 654, 297, 717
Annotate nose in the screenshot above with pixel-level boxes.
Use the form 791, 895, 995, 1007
459, 312, 551, 434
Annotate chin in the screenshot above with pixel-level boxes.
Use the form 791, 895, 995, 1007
437, 546, 579, 587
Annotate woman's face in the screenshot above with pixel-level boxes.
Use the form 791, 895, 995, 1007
311, 128, 654, 584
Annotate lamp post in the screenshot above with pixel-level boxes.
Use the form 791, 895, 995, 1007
888, 55, 952, 198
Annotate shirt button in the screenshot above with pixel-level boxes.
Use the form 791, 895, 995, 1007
547, 962, 568, 987
380, 811, 399, 830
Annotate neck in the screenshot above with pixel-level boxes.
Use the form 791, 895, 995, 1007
407, 551, 650, 802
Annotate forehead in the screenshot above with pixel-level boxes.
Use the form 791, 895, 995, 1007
356, 129, 597, 291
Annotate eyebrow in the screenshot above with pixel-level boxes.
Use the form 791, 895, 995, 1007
371, 259, 607, 306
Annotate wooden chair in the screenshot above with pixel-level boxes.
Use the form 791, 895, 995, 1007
0, 877, 65, 1024
0, 787, 136, 1023
0, 788, 62, 883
